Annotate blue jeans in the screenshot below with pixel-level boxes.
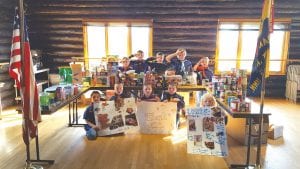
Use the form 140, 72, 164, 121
86, 128, 97, 140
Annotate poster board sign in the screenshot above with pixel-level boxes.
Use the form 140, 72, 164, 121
187, 107, 228, 157
136, 101, 177, 134
94, 98, 138, 136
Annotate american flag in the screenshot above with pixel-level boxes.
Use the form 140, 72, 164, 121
9, 7, 41, 144
9, 7, 21, 88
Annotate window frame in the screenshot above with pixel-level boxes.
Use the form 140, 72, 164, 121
215, 18, 291, 75
82, 19, 153, 70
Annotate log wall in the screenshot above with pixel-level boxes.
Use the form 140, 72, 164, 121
0, 0, 18, 109
1, 0, 300, 108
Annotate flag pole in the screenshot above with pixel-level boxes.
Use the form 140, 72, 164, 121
246, 0, 273, 167
18, 0, 54, 168
18, 0, 32, 168
256, 70, 266, 168
19, 1, 36, 168
256, 0, 273, 167
256, 43, 270, 169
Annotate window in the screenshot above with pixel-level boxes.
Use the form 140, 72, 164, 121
83, 19, 153, 71
215, 19, 290, 75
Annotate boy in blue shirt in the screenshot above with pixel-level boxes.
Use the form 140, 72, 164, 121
129, 50, 149, 74
146, 52, 168, 75
166, 48, 193, 77
83, 91, 103, 140
118, 57, 133, 73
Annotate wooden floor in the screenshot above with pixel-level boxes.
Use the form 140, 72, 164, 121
0, 98, 299, 169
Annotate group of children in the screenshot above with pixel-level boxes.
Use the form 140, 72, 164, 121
84, 82, 220, 140
119, 50, 168, 76
83, 48, 216, 140
119, 48, 213, 83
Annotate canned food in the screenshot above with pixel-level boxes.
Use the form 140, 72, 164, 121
227, 96, 236, 106
56, 87, 63, 101
230, 99, 240, 112
73, 85, 79, 95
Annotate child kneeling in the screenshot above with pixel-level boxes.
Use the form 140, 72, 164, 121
83, 91, 102, 140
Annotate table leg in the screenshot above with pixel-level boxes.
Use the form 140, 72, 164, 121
246, 118, 252, 165
230, 118, 255, 169
75, 99, 78, 124
68, 102, 71, 126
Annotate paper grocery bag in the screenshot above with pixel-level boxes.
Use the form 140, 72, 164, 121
71, 64, 82, 84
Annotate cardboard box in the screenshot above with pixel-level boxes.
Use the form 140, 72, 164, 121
268, 125, 283, 140
70, 64, 82, 84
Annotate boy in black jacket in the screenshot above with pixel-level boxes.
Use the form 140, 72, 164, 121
161, 83, 185, 128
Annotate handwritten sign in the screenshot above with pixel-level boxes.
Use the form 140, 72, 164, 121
187, 107, 228, 157
136, 101, 177, 134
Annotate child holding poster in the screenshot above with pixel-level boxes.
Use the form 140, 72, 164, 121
109, 83, 132, 111
83, 91, 103, 140
187, 93, 228, 156
200, 93, 228, 125
200, 93, 217, 107
109, 83, 130, 101
161, 83, 185, 128
139, 84, 160, 102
